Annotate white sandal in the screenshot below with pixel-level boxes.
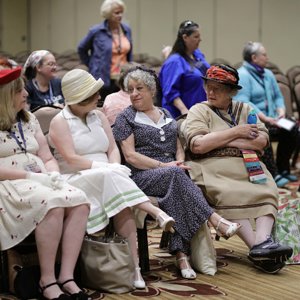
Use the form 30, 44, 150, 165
134, 267, 146, 289
156, 212, 175, 233
175, 256, 197, 280
215, 218, 241, 240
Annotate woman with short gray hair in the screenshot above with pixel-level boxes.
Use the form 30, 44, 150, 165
234, 41, 298, 188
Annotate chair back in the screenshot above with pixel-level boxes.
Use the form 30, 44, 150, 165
32, 105, 62, 135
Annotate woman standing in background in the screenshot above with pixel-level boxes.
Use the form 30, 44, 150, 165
78, 0, 132, 103
159, 20, 210, 118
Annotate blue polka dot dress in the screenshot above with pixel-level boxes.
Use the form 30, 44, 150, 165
114, 106, 213, 255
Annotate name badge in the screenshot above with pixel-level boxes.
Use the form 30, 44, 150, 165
23, 161, 42, 173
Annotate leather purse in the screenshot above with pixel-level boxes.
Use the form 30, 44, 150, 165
80, 232, 135, 294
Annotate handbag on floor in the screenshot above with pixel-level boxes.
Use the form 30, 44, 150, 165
80, 230, 135, 294
190, 221, 217, 276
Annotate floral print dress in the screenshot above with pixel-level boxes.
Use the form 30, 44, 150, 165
0, 113, 88, 250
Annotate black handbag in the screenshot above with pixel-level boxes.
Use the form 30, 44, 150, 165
13, 263, 61, 299
13, 264, 40, 299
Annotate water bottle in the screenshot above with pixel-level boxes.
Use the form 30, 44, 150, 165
247, 110, 257, 124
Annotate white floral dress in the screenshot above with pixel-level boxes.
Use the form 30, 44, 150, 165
0, 113, 89, 250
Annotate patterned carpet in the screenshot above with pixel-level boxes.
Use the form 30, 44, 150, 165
1, 187, 300, 300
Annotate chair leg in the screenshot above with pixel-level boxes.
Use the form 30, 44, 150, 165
137, 221, 150, 274
0, 250, 9, 293
159, 231, 170, 249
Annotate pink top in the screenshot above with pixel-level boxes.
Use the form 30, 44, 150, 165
102, 90, 131, 126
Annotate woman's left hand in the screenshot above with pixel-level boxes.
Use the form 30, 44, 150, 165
162, 160, 191, 170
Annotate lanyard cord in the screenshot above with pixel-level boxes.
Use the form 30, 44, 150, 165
214, 103, 237, 128
8, 119, 27, 153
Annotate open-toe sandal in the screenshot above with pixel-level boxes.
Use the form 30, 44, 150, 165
156, 212, 175, 233
59, 279, 90, 300
215, 218, 241, 240
175, 256, 197, 280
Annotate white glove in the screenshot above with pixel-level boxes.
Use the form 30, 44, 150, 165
48, 171, 65, 190
91, 161, 110, 169
27, 172, 65, 190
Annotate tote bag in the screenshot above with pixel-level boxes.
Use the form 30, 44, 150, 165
80, 234, 135, 293
190, 221, 217, 275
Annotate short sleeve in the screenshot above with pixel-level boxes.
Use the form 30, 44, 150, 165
113, 108, 134, 142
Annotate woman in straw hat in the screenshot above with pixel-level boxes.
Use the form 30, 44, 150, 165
48, 68, 175, 290
0, 67, 90, 299
183, 64, 292, 274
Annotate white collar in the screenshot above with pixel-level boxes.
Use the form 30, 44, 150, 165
134, 109, 173, 129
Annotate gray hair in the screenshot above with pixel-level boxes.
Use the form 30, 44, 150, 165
242, 41, 264, 63
100, 0, 125, 19
124, 69, 157, 95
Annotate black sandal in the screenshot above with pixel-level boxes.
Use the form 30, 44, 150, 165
39, 282, 70, 300
59, 279, 90, 300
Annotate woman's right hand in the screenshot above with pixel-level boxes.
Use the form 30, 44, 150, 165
26, 172, 65, 190
161, 160, 191, 170
234, 124, 259, 139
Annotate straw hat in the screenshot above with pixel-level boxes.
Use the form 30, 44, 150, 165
62, 69, 104, 105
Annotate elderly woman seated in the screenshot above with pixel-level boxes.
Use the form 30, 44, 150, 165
0, 67, 90, 300
182, 64, 292, 274
48, 68, 176, 289
113, 65, 241, 280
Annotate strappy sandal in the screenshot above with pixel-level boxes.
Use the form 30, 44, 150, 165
215, 218, 241, 240
39, 282, 70, 300
134, 267, 146, 289
175, 256, 197, 280
59, 279, 90, 300
156, 212, 175, 233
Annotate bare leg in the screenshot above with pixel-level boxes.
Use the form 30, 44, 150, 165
35, 208, 65, 299
255, 215, 274, 245
113, 208, 139, 267
135, 201, 161, 219
113, 208, 145, 288
58, 204, 90, 294
135, 201, 175, 232
232, 219, 256, 249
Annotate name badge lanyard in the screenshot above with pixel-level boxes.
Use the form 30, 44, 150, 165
9, 120, 27, 154
214, 104, 266, 184
214, 104, 237, 128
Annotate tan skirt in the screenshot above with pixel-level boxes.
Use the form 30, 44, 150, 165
187, 156, 278, 220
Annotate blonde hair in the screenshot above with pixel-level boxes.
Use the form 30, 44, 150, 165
100, 0, 125, 19
0, 77, 29, 130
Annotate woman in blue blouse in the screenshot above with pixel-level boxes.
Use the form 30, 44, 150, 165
159, 20, 210, 118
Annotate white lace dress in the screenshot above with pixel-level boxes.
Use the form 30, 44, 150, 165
50, 106, 149, 234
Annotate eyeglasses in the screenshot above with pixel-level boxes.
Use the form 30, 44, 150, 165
44, 62, 57, 67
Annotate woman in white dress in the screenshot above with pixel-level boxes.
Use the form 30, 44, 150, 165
48, 69, 175, 289
0, 67, 90, 300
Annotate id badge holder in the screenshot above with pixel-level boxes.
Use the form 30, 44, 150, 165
23, 161, 42, 173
